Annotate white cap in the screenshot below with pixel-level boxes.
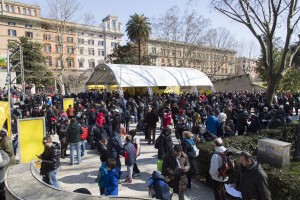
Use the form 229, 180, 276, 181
114, 109, 120, 113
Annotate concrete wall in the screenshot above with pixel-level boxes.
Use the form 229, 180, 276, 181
213, 74, 256, 92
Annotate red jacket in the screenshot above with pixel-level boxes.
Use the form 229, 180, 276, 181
96, 112, 106, 127
163, 113, 172, 127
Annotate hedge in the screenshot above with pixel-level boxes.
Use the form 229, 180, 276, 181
195, 124, 300, 200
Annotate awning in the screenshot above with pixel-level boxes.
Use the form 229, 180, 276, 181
86, 63, 213, 87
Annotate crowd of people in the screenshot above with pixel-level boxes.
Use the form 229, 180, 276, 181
0, 90, 293, 199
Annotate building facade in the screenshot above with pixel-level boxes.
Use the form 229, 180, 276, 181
235, 56, 258, 81
146, 38, 237, 80
0, 0, 123, 75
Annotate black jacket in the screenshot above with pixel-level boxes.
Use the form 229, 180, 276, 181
156, 131, 173, 160
40, 142, 60, 175
112, 113, 121, 133
237, 161, 272, 200
145, 111, 159, 128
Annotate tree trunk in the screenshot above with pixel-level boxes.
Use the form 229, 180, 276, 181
138, 40, 141, 65
57, 74, 65, 95
265, 77, 278, 105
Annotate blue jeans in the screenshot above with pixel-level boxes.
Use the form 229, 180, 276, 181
69, 143, 81, 164
80, 140, 85, 156
42, 168, 59, 188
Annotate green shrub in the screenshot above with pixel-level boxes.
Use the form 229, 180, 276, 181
195, 124, 300, 200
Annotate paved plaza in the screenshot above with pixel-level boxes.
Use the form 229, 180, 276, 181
55, 123, 214, 199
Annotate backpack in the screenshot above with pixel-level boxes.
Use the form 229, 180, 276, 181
215, 151, 235, 178
80, 126, 88, 140
184, 140, 199, 158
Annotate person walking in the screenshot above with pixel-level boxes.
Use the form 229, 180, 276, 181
38, 135, 60, 188
58, 119, 69, 158
123, 135, 136, 183
237, 151, 272, 200
162, 144, 190, 200
66, 118, 83, 165
209, 138, 228, 200
145, 107, 159, 144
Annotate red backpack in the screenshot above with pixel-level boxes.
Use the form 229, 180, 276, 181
80, 126, 88, 140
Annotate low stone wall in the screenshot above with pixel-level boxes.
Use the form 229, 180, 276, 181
5, 162, 149, 200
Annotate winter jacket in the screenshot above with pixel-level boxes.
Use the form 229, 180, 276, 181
0, 150, 9, 183
182, 138, 196, 177
156, 132, 173, 160
88, 109, 96, 125
163, 113, 172, 128
58, 123, 68, 140
105, 167, 122, 196
107, 132, 123, 168
162, 151, 190, 193
124, 142, 136, 166
98, 162, 108, 188
112, 113, 121, 133
206, 115, 220, 135
0, 137, 16, 167
145, 111, 159, 128
237, 161, 272, 200
40, 142, 60, 175
209, 146, 229, 182
152, 171, 172, 200
66, 123, 83, 143
96, 112, 106, 127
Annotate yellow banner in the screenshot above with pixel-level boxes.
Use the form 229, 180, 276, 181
63, 98, 74, 113
18, 118, 45, 163
0, 101, 11, 138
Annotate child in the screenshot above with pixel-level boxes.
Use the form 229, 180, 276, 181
98, 138, 108, 156
152, 168, 174, 200
123, 135, 136, 183
105, 158, 122, 196
96, 154, 108, 196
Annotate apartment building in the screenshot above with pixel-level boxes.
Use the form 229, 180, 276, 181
235, 57, 258, 80
146, 38, 237, 80
0, 0, 123, 73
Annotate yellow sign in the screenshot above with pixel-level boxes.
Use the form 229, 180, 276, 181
63, 98, 74, 113
18, 117, 45, 163
0, 101, 11, 138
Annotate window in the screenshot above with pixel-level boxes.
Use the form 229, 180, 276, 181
56, 46, 61, 53
78, 38, 84, 44
67, 59, 74, 68
34, 10, 37, 16
151, 58, 157, 64
17, 7, 20, 13
25, 24, 32, 28
98, 49, 104, 56
10, 6, 14, 13
88, 39, 94, 45
8, 29, 17, 36
79, 48, 84, 55
88, 33, 94, 36
111, 42, 116, 48
78, 59, 84, 68
56, 59, 62, 67
56, 36, 62, 42
5, 5, 9, 12
89, 60, 95, 68
46, 57, 52, 66
44, 44, 51, 52
27, 9, 31, 15
44, 34, 51, 40
112, 36, 116, 39
98, 41, 104, 46
161, 58, 165, 63
25, 31, 33, 38
67, 37, 73, 43
161, 49, 165, 56
112, 20, 116, 29
151, 48, 156, 54
23, 8, 26, 14
99, 35, 102, 37
88, 48, 95, 55
172, 50, 176, 56
8, 22, 16, 26
67, 46, 74, 54
0, 4, 2, 11
178, 51, 182, 57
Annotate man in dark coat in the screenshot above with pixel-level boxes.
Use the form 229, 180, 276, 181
66, 118, 83, 165
38, 135, 60, 188
162, 144, 190, 200
237, 151, 271, 200
145, 107, 159, 144
107, 131, 123, 169
155, 126, 173, 160
111, 109, 121, 134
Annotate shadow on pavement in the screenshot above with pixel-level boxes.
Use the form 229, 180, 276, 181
59, 170, 98, 184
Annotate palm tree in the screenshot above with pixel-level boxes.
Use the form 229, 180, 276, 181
126, 14, 152, 65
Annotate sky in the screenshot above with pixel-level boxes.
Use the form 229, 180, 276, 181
18, 0, 259, 57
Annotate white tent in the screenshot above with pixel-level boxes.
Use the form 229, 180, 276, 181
85, 63, 213, 88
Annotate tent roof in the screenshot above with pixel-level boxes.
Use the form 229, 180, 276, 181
86, 63, 213, 87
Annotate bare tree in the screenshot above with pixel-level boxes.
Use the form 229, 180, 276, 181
45, 0, 80, 95
205, 0, 300, 104
206, 27, 237, 79
152, 6, 210, 67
